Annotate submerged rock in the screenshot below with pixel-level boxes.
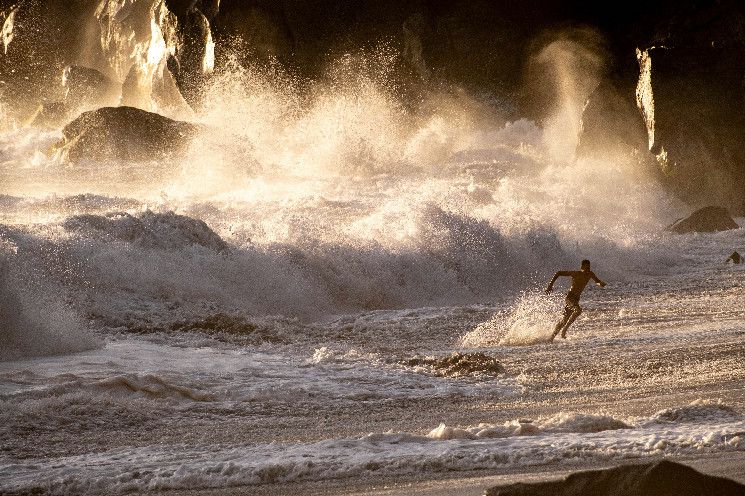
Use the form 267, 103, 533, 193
129, 314, 290, 345
486, 460, 745, 496
53, 106, 201, 164
26, 101, 68, 129
62, 65, 120, 109
401, 352, 504, 377
666, 206, 739, 234
63, 210, 228, 252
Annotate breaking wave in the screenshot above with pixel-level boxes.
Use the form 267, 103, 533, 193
427, 411, 631, 440
1, 203, 583, 329
63, 210, 228, 251
95, 374, 216, 401
0, 238, 100, 360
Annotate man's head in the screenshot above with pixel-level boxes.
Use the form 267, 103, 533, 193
581, 259, 591, 271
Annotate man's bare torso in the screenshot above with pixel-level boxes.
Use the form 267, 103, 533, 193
563, 270, 598, 298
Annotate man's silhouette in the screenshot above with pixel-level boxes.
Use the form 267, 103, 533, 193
545, 259, 606, 340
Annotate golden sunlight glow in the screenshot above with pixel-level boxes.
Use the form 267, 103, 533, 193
635, 47, 655, 151
146, 18, 167, 67
2, 8, 16, 54
203, 28, 215, 73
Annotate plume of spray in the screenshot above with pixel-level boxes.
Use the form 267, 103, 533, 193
143, 37, 675, 267
461, 291, 559, 347
0, 29, 690, 323
172, 43, 523, 201
527, 27, 607, 163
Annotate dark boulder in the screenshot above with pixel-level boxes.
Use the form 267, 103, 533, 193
0, 0, 103, 121
627, 1, 745, 213
52, 106, 201, 164
666, 206, 739, 234
637, 44, 745, 213
486, 460, 745, 496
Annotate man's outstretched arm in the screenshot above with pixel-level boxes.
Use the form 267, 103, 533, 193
545, 271, 571, 294
591, 272, 607, 287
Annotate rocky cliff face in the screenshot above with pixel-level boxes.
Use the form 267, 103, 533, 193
0, 1, 654, 118
629, 1, 745, 213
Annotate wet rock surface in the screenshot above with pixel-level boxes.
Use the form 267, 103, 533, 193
486, 460, 745, 496
53, 106, 201, 164
666, 206, 739, 234
400, 352, 504, 377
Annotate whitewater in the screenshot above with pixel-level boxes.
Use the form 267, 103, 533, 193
2, 25, 745, 496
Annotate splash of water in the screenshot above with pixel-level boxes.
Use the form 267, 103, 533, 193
0, 23, 685, 326
461, 292, 559, 347
529, 28, 607, 163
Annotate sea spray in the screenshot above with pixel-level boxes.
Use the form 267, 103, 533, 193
0, 237, 99, 360
461, 291, 559, 347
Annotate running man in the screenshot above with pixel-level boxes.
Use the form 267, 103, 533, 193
545, 259, 606, 340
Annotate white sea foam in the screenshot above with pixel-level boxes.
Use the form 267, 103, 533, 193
1, 402, 742, 494
427, 412, 631, 440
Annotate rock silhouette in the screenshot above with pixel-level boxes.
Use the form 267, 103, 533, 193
53, 106, 201, 164
666, 206, 739, 234
487, 460, 745, 496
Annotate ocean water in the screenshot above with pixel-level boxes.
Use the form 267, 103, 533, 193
2, 51, 745, 494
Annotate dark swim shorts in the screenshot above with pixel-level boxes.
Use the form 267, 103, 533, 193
563, 292, 581, 316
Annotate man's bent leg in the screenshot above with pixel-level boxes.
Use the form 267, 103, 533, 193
552, 311, 571, 339
560, 306, 582, 338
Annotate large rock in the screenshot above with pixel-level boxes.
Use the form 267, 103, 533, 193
0, 0, 104, 121
486, 460, 745, 496
52, 106, 201, 164
637, 44, 745, 213
666, 206, 739, 234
